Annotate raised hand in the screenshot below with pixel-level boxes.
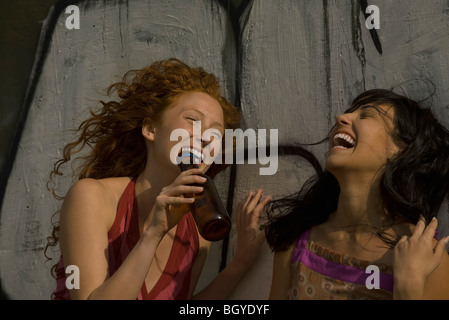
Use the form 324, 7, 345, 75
393, 216, 449, 299
146, 168, 206, 237
233, 189, 271, 268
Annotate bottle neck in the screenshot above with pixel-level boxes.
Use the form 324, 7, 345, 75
178, 152, 200, 172
179, 162, 198, 171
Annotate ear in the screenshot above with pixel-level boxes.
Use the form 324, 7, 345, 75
142, 119, 156, 141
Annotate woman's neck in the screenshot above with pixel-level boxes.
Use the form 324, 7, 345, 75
134, 155, 180, 225
328, 173, 388, 232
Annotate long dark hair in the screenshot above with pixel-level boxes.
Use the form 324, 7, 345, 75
265, 89, 449, 252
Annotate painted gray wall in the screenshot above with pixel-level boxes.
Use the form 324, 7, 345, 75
1, 0, 449, 299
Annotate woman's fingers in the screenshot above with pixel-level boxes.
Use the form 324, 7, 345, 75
422, 217, 438, 240
250, 190, 266, 210
398, 234, 408, 242
155, 194, 194, 207
411, 215, 426, 238
162, 184, 204, 197
159, 169, 207, 198
179, 168, 204, 176
238, 190, 271, 232
406, 216, 448, 259
251, 195, 272, 222
176, 172, 207, 186
243, 189, 263, 215
434, 236, 449, 257
242, 191, 254, 208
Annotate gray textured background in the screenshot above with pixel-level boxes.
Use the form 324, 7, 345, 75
1, 0, 449, 300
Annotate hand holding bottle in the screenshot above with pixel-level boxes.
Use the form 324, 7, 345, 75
145, 168, 206, 239
177, 152, 232, 241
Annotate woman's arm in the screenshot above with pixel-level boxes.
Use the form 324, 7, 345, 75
192, 190, 270, 300
59, 178, 159, 299
60, 169, 206, 300
269, 247, 293, 300
393, 217, 449, 300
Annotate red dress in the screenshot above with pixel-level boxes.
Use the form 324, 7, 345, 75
54, 177, 199, 300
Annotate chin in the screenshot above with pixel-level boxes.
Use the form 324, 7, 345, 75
325, 156, 353, 176
325, 155, 343, 171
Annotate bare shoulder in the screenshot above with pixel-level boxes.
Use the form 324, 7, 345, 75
66, 177, 130, 198
272, 246, 294, 278
61, 177, 132, 230
58, 177, 132, 299
270, 246, 294, 300
273, 245, 294, 268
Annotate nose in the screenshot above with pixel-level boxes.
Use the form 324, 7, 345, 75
192, 134, 211, 149
335, 113, 352, 126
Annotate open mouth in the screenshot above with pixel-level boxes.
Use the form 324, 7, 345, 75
332, 133, 356, 149
178, 146, 205, 165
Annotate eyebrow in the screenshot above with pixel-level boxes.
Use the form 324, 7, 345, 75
359, 104, 393, 118
360, 105, 382, 113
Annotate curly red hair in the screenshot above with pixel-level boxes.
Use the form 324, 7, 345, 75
45, 58, 240, 281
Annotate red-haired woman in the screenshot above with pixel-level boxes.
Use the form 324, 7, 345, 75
45, 58, 270, 300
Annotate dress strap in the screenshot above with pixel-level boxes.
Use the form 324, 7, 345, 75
142, 212, 199, 300
108, 177, 137, 240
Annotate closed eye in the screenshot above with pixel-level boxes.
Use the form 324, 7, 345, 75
359, 111, 372, 119
359, 105, 382, 119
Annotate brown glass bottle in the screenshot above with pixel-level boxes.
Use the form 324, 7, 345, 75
178, 152, 231, 241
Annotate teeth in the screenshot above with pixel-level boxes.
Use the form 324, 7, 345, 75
181, 146, 204, 161
333, 133, 356, 148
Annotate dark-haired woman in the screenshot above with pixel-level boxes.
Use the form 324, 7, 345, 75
267, 89, 449, 300
45, 58, 270, 300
